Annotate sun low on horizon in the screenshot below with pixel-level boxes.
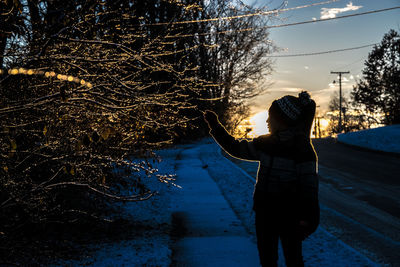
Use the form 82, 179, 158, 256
237, 111, 331, 139
236, 111, 270, 138
248, 111, 270, 137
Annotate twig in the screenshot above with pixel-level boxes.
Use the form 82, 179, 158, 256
44, 182, 154, 201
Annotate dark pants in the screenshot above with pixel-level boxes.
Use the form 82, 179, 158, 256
254, 197, 304, 267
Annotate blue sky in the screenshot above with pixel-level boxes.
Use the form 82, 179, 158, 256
245, 0, 400, 116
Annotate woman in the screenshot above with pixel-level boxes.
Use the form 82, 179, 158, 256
203, 91, 319, 267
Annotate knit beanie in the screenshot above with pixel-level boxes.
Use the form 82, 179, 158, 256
269, 91, 316, 135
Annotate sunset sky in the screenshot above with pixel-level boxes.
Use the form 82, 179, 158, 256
245, 0, 400, 116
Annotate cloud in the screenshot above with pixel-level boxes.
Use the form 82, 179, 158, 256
251, 85, 304, 112
313, 87, 336, 95
267, 87, 304, 93
277, 70, 292, 74
304, 66, 309, 70
320, 2, 362, 19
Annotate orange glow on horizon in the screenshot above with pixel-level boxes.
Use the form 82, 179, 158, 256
249, 111, 269, 137
237, 112, 334, 139
236, 111, 269, 138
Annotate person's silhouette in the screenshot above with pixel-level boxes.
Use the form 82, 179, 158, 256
204, 91, 319, 267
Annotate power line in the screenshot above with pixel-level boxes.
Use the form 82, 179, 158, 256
163, 6, 400, 39
335, 56, 365, 70
267, 43, 377, 57
139, 0, 341, 26
266, 6, 400, 29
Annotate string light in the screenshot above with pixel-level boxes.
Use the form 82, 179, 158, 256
2, 68, 94, 88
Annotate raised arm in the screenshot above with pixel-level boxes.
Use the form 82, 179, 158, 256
203, 110, 258, 161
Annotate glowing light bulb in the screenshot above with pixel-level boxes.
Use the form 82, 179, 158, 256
9, 69, 19, 75
4, 68, 94, 89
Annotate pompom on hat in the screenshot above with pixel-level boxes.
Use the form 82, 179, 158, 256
269, 91, 316, 135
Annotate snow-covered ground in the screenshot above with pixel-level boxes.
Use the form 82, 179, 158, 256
337, 125, 400, 154
56, 148, 180, 266
59, 138, 385, 266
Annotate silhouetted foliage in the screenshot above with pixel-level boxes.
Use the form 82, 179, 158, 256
0, 0, 276, 263
352, 29, 400, 125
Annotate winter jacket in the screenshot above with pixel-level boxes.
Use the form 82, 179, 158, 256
209, 120, 319, 236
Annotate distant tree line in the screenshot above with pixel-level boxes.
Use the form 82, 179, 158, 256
326, 29, 400, 134
0, 0, 276, 262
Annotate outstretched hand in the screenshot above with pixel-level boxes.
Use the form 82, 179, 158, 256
203, 110, 219, 127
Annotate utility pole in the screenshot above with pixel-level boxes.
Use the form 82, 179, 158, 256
314, 105, 320, 139
331, 71, 349, 133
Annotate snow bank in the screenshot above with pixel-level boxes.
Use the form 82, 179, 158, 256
337, 125, 400, 154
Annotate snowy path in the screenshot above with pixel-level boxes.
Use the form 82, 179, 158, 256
170, 145, 260, 266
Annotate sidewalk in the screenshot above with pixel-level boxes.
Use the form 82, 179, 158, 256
170, 146, 260, 266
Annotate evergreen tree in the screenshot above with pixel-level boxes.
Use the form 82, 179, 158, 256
352, 29, 400, 125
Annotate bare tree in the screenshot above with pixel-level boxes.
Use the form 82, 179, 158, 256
0, 1, 277, 262
198, 0, 277, 130
326, 91, 379, 134
0, 0, 206, 248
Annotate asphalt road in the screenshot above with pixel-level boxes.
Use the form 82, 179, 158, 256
313, 138, 400, 187
313, 138, 400, 219
314, 138, 400, 266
